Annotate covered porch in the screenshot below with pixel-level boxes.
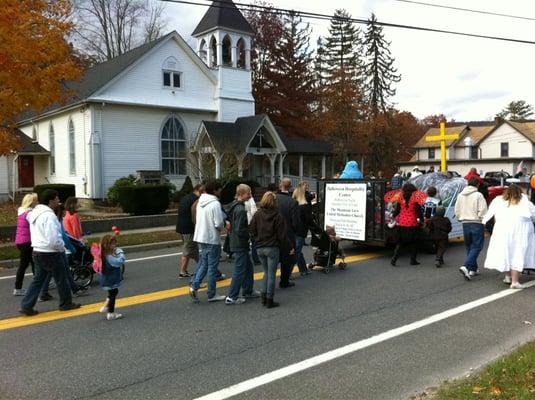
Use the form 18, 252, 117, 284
191, 114, 334, 186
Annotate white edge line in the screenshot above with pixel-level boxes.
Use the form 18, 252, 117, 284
193, 281, 535, 400
0, 252, 182, 280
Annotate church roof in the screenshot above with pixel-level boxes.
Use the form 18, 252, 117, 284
10, 129, 49, 155
18, 32, 174, 123
201, 114, 333, 154
192, 0, 254, 36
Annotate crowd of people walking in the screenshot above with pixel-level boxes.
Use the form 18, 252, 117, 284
10, 166, 535, 320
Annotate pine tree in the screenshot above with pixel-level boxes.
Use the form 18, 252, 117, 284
263, 12, 317, 137
363, 13, 401, 117
496, 100, 534, 121
314, 9, 366, 161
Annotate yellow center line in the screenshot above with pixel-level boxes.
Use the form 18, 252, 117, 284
0, 252, 382, 331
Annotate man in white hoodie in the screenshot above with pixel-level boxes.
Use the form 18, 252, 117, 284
190, 180, 227, 302
20, 190, 81, 315
455, 177, 488, 280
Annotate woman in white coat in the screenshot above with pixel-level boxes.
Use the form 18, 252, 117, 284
483, 184, 535, 289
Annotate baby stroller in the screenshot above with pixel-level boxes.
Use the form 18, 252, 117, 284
67, 236, 94, 289
307, 227, 347, 274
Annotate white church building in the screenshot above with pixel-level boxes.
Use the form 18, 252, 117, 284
1, 0, 333, 201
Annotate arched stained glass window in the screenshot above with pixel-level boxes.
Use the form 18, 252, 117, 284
161, 116, 187, 175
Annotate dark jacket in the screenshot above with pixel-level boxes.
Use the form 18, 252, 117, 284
276, 192, 300, 242
176, 193, 198, 234
228, 200, 249, 252
428, 215, 452, 241
250, 208, 291, 250
295, 203, 313, 238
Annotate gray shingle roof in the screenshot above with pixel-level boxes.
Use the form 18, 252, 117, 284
18, 32, 173, 122
201, 114, 333, 154
11, 129, 49, 155
192, 0, 254, 36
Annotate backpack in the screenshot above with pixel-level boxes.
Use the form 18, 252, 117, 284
422, 200, 438, 220
90, 243, 103, 273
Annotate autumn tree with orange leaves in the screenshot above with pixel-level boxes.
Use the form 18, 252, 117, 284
0, 0, 81, 155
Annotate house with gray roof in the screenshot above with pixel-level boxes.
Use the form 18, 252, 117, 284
2, 0, 333, 201
399, 119, 535, 176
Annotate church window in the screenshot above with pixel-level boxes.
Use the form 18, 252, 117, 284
162, 57, 182, 89
237, 38, 246, 69
222, 35, 232, 66
210, 36, 217, 66
68, 118, 76, 174
199, 39, 207, 63
49, 123, 56, 174
428, 148, 435, 159
161, 116, 187, 176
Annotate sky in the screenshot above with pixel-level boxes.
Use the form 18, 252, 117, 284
162, 0, 535, 122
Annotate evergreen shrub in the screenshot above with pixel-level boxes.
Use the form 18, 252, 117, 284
107, 175, 137, 206
33, 184, 75, 203
117, 184, 170, 215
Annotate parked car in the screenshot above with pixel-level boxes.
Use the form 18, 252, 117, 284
484, 171, 511, 187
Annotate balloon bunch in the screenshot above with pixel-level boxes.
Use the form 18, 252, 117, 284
111, 225, 121, 236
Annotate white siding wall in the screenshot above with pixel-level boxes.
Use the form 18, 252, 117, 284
479, 124, 532, 158
100, 104, 214, 196
0, 156, 8, 198
93, 38, 218, 112
17, 107, 92, 197
217, 98, 255, 123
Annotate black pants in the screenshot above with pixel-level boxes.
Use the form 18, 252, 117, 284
107, 289, 119, 312
392, 227, 419, 264
434, 239, 448, 262
15, 243, 34, 289
280, 261, 292, 286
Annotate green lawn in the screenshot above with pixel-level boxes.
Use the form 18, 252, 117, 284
426, 341, 535, 399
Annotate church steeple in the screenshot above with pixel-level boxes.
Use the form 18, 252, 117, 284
192, 0, 253, 70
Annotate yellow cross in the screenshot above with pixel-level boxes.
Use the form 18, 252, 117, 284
425, 122, 459, 172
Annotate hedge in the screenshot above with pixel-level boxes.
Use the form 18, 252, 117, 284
117, 184, 170, 215
33, 184, 75, 203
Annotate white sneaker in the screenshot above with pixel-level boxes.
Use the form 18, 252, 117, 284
225, 296, 246, 305
13, 288, 26, 296
503, 276, 512, 284
207, 295, 226, 302
459, 266, 471, 281
99, 306, 108, 313
510, 282, 525, 290
106, 312, 123, 320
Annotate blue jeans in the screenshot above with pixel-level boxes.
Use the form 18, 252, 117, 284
295, 236, 308, 273
257, 247, 279, 298
191, 243, 221, 299
462, 223, 484, 271
227, 251, 254, 300
41, 254, 77, 296
250, 239, 261, 264
21, 252, 73, 310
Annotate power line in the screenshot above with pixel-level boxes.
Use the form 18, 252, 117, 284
394, 0, 535, 22
160, 0, 535, 45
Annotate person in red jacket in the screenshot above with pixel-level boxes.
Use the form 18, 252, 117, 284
464, 168, 484, 185
391, 183, 423, 266
63, 197, 83, 240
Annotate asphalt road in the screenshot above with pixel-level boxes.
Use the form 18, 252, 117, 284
1, 241, 535, 400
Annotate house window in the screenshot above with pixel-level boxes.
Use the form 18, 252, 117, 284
49, 123, 55, 174
500, 142, 509, 157
470, 146, 478, 160
68, 119, 76, 174
161, 116, 186, 176
428, 148, 435, 159
162, 56, 182, 89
